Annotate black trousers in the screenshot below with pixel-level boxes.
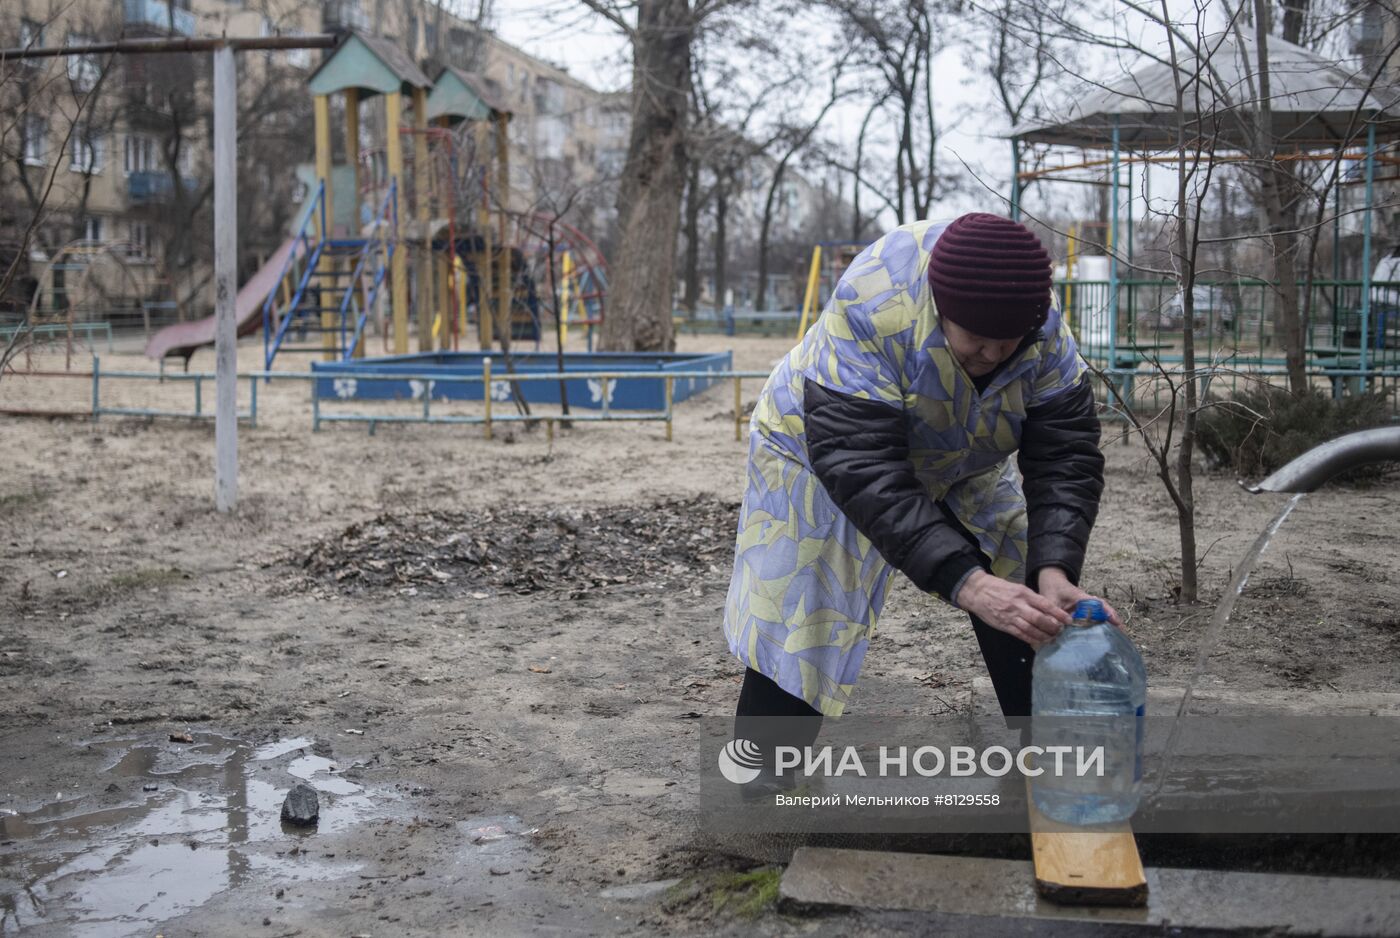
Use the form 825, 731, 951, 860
733, 612, 1034, 747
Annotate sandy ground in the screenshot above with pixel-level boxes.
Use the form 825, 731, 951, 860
2, 331, 1400, 936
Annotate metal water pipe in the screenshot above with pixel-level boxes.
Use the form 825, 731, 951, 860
1243, 426, 1400, 493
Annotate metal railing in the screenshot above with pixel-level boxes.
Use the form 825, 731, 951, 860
675, 307, 804, 337
70, 357, 771, 440
122, 0, 197, 35
263, 182, 325, 370
126, 170, 199, 203
0, 321, 113, 351
91, 357, 259, 425
338, 181, 396, 359
1061, 279, 1400, 368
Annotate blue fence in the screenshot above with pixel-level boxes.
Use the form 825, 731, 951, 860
310, 350, 734, 411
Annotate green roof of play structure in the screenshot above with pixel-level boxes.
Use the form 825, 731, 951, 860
428, 66, 510, 122
308, 31, 431, 98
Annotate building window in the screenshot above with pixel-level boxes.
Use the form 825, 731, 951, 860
538, 115, 566, 160
326, 0, 368, 30
178, 141, 196, 176
23, 116, 47, 166
20, 18, 44, 49
70, 127, 105, 174
125, 134, 158, 173
448, 27, 470, 61
283, 30, 311, 69
128, 220, 152, 256
83, 216, 104, 242
66, 33, 101, 92
535, 78, 564, 114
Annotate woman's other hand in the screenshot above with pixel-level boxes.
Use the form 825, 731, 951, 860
955, 570, 1072, 647
1035, 566, 1123, 628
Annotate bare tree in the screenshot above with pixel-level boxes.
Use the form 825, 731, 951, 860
578, 0, 719, 352
825, 0, 953, 222
809, 90, 891, 241
0, 4, 114, 375
679, 18, 810, 316
753, 55, 850, 310
970, 0, 1075, 211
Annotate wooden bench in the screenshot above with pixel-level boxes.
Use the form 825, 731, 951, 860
1307, 346, 1365, 398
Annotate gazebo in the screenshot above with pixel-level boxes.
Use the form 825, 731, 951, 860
1009, 29, 1400, 391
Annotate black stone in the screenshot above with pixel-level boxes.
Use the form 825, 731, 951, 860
280, 784, 319, 827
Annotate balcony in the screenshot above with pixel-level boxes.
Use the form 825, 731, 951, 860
123, 0, 197, 37
127, 170, 198, 203
322, 0, 369, 32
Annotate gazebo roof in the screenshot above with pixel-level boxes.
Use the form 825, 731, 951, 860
307, 30, 431, 98
1012, 30, 1400, 149
427, 66, 511, 123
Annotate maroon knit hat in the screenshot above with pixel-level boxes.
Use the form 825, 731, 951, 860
927, 213, 1053, 340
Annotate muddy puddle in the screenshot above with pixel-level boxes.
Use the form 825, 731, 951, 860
0, 732, 395, 936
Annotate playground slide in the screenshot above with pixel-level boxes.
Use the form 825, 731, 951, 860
143, 236, 302, 363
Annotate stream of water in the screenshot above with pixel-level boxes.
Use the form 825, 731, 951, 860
1149, 491, 1308, 800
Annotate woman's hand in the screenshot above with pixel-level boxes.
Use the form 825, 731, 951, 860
955, 569, 1072, 647
1036, 566, 1123, 628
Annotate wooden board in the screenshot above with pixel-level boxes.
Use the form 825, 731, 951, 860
1027, 780, 1148, 907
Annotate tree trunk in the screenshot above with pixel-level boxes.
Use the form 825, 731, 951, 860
851, 98, 882, 242
755, 163, 787, 311
546, 218, 571, 419
1251, 1, 1308, 395
1165, 8, 1199, 603
714, 184, 728, 314
1175, 208, 1199, 603
1263, 191, 1307, 394
598, 0, 691, 352
682, 160, 701, 315
894, 98, 909, 223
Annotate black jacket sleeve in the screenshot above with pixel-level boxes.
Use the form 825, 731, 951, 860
1016, 378, 1105, 585
803, 380, 987, 603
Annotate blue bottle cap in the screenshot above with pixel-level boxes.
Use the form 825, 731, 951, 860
1073, 599, 1108, 622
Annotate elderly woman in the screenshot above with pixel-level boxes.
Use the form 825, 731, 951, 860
724, 212, 1118, 762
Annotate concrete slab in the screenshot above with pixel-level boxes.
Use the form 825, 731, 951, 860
779, 847, 1400, 935
969, 676, 1400, 716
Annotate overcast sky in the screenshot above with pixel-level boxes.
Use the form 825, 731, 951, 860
490, 0, 632, 91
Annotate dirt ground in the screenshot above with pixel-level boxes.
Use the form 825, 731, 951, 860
2, 331, 1399, 937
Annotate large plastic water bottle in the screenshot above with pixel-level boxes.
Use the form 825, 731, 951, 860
1031, 599, 1147, 825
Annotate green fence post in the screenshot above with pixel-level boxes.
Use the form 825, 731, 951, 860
1110, 116, 1121, 355
1360, 122, 1376, 390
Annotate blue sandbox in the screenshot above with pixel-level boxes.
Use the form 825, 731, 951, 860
311, 350, 734, 411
